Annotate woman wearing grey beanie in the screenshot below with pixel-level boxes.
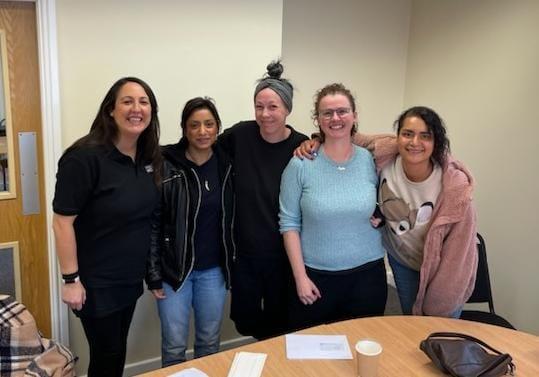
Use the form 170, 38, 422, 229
218, 60, 308, 339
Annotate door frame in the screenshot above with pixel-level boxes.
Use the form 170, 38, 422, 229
30, 0, 67, 344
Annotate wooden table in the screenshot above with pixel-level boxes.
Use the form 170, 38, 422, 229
138, 316, 539, 376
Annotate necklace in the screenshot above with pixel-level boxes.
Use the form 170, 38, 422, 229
325, 144, 353, 171
185, 149, 213, 191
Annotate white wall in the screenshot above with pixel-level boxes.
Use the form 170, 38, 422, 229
404, 0, 539, 333
55, 0, 283, 374
282, 0, 412, 136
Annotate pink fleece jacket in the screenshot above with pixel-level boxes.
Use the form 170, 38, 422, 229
355, 133, 478, 316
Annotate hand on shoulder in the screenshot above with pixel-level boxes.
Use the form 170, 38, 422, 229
294, 138, 321, 160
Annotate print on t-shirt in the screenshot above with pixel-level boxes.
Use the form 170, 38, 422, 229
380, 178, 433, 236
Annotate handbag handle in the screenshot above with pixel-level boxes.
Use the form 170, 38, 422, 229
426, 332, 505, 356
425, 332, 516, 376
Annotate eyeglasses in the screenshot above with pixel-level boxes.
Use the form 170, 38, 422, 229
319, 107, 351, 120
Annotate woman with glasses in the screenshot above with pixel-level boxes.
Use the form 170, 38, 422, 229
279, 83, 387, 331
295, 106, 477, 318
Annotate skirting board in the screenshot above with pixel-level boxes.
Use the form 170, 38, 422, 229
76, 335, 255, 377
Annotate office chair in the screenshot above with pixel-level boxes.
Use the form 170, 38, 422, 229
460, 233, 515, 329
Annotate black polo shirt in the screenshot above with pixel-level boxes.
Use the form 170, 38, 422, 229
53, 145, 159, 289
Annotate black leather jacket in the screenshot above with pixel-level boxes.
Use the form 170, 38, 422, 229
146, 140, 235, 291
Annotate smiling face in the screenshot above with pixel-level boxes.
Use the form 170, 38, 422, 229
317, 94, 357, 142
184, 108, 218, 153
254, 88, 289, 140
111, 82, 151, 141
397, 116, 434, 168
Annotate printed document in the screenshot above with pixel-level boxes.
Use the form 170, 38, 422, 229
168, 367, 209, 377
285, 334, 353, 359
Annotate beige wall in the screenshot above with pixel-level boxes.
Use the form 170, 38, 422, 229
285, 0, 539, 334
55, 0, 283, 374
53, 0, 539, 374
56, 0, 283, 145
283, 0, 412, 136
404, 0, 539, 333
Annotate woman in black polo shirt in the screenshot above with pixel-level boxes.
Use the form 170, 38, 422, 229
52, 77, 161, 377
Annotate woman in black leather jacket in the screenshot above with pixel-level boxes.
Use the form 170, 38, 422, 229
146, 97, 234, 367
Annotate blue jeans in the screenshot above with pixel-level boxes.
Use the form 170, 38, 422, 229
157, 267, 226, 367
388, 253, 461, 318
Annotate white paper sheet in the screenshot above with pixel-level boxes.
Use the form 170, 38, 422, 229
227, 351, 267, 377
285, 334, 353, 359
167, 367, 209, 377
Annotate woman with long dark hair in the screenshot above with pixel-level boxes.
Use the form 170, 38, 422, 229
374, 106, 477, 317
53, 77, 161, 376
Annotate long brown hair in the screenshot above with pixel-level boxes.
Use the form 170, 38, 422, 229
63, 77, 162, 184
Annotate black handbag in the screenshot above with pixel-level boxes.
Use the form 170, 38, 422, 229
420, 332, 515, 377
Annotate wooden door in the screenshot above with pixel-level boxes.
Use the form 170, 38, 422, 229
0, 1, 50, 336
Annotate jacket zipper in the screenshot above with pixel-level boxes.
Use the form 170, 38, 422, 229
177, 171, 191, 288
221, 164, 233, 285
179, 168, 202, 287
163, 173, 183, 184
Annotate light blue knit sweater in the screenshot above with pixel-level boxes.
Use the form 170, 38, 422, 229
279, 145, 383, 271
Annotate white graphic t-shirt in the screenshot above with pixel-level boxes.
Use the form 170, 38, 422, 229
379, 156, 442, 270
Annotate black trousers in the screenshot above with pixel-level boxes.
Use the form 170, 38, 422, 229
79, 303, 137, 377
288, 258, 388, 332
230, 255, 291, 340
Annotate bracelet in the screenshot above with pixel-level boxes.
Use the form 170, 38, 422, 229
62, 271, 78, 280
62, 276, 80, 284
61, 271, 79, 284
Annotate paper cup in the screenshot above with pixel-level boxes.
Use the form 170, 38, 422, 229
355, 339, 382, 377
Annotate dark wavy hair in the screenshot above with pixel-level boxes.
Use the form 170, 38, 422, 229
394, 106, 450, 166
312, 83, 358, 142
63, 77, 162, 184
180, 97, 221, 137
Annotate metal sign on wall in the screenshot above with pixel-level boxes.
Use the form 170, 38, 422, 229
18, 132, 40, 215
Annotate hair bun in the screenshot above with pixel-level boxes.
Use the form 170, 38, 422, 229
266, 60, 284, 79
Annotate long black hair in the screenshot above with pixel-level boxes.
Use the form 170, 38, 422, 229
63, 77, 162, 183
